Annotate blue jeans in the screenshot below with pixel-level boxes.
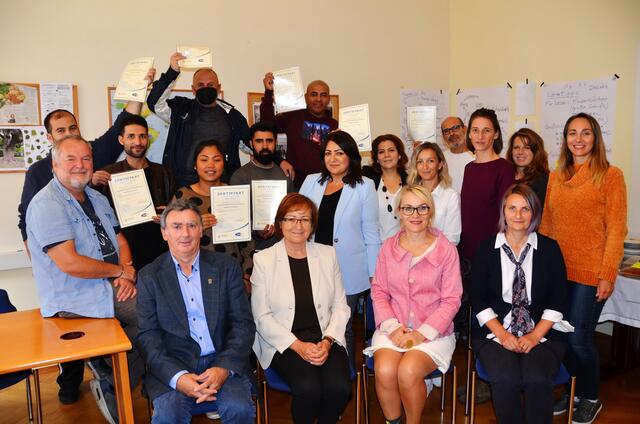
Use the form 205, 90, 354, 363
564, 281, 605, 399
151, 354, 255, 424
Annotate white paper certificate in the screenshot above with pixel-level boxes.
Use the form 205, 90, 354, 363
406, 105, 437, 142
251, 180, 288, 230
177, 45, 213, 69
273, 67, 306, 113
339, 104, 372, 151
113, 57, 154, 102
211, 185, 251, 243
108, 169, 156, 228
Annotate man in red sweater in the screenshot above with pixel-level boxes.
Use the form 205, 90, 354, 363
260, 72, 338, 188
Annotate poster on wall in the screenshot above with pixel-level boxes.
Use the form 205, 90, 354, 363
456, 86, 510, 140
540, 77, 617, 168
400, 89, 449, 156
0, 126, 49, 171
0, 83, 40, 125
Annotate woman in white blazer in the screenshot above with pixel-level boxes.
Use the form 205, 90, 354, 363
252, 193, 352, 424
299, 130, 382, 366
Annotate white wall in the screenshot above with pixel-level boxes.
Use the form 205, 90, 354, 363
0, 0, 450, 309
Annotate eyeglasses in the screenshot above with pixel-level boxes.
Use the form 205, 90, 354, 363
281, 217, 312, 225
399, 205, 430, 216
442, 124, 463, 135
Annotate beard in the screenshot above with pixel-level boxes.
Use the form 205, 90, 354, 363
125, 145, 148, 159
68, 173, 91, 190
253, 148, 274, 165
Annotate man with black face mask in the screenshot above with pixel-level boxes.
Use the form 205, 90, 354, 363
230, 122, 293, 254
147, 52, 251, 187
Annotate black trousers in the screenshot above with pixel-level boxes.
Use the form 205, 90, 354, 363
57, 361, 84, 394
474, 338, 565, 424
270, 344, 351, 424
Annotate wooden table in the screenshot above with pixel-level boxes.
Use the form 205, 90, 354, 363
0, 309, 134, 423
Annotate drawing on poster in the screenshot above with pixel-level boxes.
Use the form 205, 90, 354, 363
540, 77, 617, 168
456, 86, 510, 141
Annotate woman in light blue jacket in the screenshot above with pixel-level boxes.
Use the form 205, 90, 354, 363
300, 130, 381, 365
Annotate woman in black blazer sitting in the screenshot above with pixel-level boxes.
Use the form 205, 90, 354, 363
471, 183, 572, 424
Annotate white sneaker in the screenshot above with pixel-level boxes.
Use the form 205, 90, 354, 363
206, 411, 220, 420
432, 376, 442, 388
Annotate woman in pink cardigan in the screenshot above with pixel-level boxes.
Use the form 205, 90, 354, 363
368, 184, 463, 424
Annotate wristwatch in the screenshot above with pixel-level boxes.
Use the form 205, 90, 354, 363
322, 336, 335, 346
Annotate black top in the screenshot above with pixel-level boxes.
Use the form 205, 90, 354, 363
315, 188, 342, 246
471, 233, 568, 342
288, 256, 322, 342
527, 172, 549, 212
79, 198, 119, 265
362, 165, 408, 190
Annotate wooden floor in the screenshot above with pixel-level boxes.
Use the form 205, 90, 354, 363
1, 319, 639, 423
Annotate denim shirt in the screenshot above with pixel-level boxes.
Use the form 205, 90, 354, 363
26, 176, 119, 318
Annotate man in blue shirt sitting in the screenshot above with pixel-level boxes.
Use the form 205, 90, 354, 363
26, 135, 142, 423
135, 199, 256, 424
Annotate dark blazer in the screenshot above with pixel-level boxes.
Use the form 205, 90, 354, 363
135, 249, 256, 400
362, 165, 408, 190
471, 233, 567, 342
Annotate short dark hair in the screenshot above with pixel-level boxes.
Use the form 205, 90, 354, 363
160, 198, 203, 229
318, 130, 363, 187
249, 121, 278, 141
274, 193, 318, 240
119, 114, 149, 136
498, 183, 541, 234
370, 134, 408, 174
43, 109, 76, 134
465, 108, 503, 154
192, 139, 225, 168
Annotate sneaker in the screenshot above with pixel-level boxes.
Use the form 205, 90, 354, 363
206, 411, 221, 420
58, 388, 79, 405
87, 358, 111, 381
432, 376, 442, 388
425, 378, 434, 396
572, 399, 602, 424
554, 394, 580, 416
90, 379, 118, 424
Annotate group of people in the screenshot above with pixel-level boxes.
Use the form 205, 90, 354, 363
17, 55, 627, 424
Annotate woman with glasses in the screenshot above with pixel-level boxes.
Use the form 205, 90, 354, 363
506, 128, 550, 208
251, 193, 352, 424
407, 142, 461, 244
362, 134, 409, 241
472, 184, 571, 424
367, 185, 462, 424
540, 113, 627, 423
300, 130, 381, 366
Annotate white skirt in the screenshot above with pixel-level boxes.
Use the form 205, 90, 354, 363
363, 330, 456, 373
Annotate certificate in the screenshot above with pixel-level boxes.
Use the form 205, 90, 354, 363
406, 105, 437, 142
113, 57, 154, 102
273, 66, 306, 113
177, 45, 213, 69
251, 180, 288, 230
339, 104, 371, 151
108, 169, 156, 228
211, 185, 251, 243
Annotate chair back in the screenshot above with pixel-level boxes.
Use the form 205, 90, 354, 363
0, 289, 17, 313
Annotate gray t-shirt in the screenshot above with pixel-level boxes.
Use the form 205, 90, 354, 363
230, 161, 294, 250
190, 105, 232, 164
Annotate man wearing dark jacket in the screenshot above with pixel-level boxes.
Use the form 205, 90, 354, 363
147, 53, 251, 187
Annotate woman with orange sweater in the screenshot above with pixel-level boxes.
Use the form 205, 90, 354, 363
540, 113, 627, 424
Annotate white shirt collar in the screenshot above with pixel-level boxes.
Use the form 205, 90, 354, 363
494, 231, 538, 251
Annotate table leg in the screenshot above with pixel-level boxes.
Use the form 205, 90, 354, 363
33, 368, 43, 424
111, 351, 134, 424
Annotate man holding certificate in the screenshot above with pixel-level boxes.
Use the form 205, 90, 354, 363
98, 115, 176, 270
260, 72, 338, 188
147, 52, 251, 186
230, 122, 293, 253
26, 135, 143, 424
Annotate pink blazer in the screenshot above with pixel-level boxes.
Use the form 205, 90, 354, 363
371, 228, 463, 338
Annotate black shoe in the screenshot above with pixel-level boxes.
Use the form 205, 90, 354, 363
58, 388, 79, 404
457, 380, 491, 404
572, 399, 602, 424
553, 394, 580, 416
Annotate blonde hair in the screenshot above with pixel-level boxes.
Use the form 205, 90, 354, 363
407, 142, 452, 188
558, 113, 609, 186
395, 184, 436, 222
